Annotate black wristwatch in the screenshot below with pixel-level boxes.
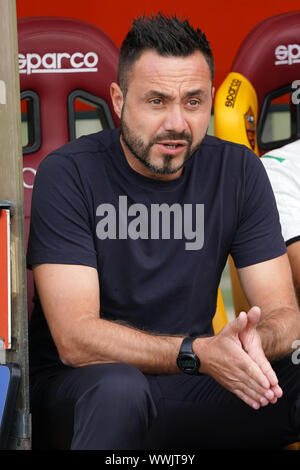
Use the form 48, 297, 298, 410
176, 336, 201, 375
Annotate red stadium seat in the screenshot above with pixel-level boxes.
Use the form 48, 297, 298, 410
18, 17, 119, 317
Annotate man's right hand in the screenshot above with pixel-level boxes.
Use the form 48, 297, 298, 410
193, 312, 281, 410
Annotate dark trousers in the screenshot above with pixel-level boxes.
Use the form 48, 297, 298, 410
30, 355, 300, 450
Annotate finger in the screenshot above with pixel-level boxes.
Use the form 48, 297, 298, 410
243, 356, 271, 390
244, 307, 282, 395
250, 348, 279, 388
260, 396, 271, 407
239, 356, 283, 404
271, 383, 283, 399
241, 327, 279, 389
268, 383, 283, 404
233, 388, 261, 410
237, 378, 274, 406
237, 347, 283, 405
233, 368, 278, 407
261, 387, 282, 404
236, 311, 248, 332
230, 311, 248, 336
261, 363, 279, 389
246, 306, 261, 327
244, 372, 274, 401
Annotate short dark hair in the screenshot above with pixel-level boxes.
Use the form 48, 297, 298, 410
118, 13, 215, 94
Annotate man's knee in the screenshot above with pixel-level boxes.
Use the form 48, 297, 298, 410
72, 363, 157, 449
96, 363, 153, 402
75, 362, 156, 422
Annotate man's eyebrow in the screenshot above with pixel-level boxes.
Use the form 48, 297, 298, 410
143, 89, 206, 100
144, 90, 172, 100
183, 89, 205, 98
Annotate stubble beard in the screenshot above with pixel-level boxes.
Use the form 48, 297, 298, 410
120, 111, 205, 176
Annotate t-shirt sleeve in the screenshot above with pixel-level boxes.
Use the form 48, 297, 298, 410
26, 152, 98, 270
230, 151, 287, 268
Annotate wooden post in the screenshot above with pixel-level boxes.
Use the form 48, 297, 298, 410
0, 0, 31, 449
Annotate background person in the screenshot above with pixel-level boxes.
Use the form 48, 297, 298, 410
261, 139, 300, 303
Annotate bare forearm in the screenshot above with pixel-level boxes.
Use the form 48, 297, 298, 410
257, 307, 300, 361
34, 265, 185, 374
59, 315, 184, 374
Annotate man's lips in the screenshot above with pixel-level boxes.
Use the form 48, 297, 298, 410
155, 140, 187, 155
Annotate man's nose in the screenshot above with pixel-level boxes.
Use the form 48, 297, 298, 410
163, 105, 188, 134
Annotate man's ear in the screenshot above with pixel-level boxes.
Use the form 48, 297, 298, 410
110, 82, 124, 119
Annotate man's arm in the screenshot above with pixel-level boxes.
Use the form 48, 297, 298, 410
34, 263, 279, 410
287, 240, 300, 304
237, 253, 300, 361
33, 264, 183, 374
196, 253, 300, 409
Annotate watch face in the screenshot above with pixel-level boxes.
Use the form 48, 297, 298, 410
180, 358, 196, 369
177, 353, 200, 374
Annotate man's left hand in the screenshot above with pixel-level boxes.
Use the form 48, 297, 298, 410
238, 306, 283, 405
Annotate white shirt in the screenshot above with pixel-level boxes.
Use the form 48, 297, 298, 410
261, 140, 300, 244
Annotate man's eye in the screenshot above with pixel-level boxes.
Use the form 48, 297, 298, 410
150, 98, 163, 106
188, 99, 200, 107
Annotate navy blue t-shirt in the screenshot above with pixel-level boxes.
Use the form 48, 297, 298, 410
27, 129, 286, 372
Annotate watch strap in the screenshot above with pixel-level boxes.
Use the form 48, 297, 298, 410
179, 336, 198, 354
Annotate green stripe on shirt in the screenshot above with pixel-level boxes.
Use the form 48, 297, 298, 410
262, 155, 285, 163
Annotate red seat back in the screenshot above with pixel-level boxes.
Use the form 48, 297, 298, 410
18, 17, 119, 316
231, 11, 300, 111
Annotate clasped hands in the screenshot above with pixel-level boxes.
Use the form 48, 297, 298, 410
196, 306, 283, 410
